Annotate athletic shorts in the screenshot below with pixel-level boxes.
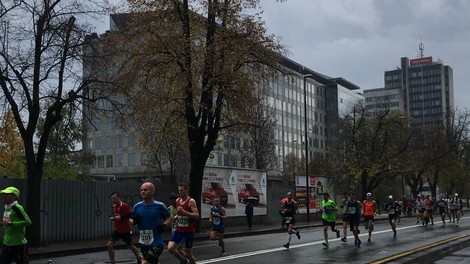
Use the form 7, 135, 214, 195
284, 216, 296, 226
348, 217, 360, 231
363, 216, 374, 223
322, 218, 336, 229
141, 245, 163, 263
388, 214, 398, 223
109, 231, 133, 245
170, 230, 194, 249
342, 214, 349, 222
211, 226, 225, 233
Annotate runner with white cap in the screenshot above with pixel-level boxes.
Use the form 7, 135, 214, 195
384, 195, 401, 239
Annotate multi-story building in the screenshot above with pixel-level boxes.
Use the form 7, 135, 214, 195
384, 56, 454, 129
363, 87, 404, 115
82, 15, 362, 181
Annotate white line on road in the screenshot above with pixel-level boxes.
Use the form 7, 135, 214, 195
197, 217, 469, 264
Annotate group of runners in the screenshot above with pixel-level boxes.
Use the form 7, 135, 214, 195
279, 191, 416, 249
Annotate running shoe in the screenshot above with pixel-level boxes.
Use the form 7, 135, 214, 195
336, 229, 340, 238
283, 243, 290, 249
367, 237, 371, 243
393, 231, 397, 239
180, 258, 190, 264
341, 237, 347, 242
356, 239, 361, 248
322, 240, 329, 248
296, 230, 301, 239
221, 249, 226, 256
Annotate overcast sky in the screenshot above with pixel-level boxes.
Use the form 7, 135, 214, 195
95, 0, 470, 109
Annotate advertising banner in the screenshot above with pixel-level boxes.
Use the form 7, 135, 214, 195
294, 175, 335, 214
201, 166, 267, 218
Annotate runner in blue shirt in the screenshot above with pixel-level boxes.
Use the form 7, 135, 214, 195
131, 182, 173, 264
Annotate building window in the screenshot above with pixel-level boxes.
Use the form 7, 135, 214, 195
141, 152, 147, 165
128, 135, 136, 147
106, 136, 113, 149
106, 155, 113, 168
128, 153, 135, 166
115, 154, 123, 167
116, 135, 123, 148
95, 137, 102, 150
97, 155, 104, 168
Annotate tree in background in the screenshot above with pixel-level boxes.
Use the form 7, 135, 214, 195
338, 105, 411, 200
0, 110, 25, 178
101, 0, 285, 221
0, 0, 110, 245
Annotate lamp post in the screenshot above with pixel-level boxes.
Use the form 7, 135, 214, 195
303, 74, 314, 222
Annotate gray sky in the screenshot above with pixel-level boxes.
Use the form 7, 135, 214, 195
95, 0, 470, 109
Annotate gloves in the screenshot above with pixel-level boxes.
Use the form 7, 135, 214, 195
156, 224, 166, 233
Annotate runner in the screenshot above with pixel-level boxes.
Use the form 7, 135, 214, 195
415, 195, 424, 224
384, 195, 401, 239
436, 195, 448, 225
340, 192, 349, 242
449, 193, 463, 226
168, 183, 199, 264
320, 192, 340, 249
209, 197, 227, 256
168, 193, 186, 259
446, 194, 453, 223
346, 192, 362, 248
107, 191, 141, 264
362, 192, 379, 243
281, 192, 301, 249
131, 182, 173, 264
423, 194, 434, 226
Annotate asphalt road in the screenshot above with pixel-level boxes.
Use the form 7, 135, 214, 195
31, 216, 470, 264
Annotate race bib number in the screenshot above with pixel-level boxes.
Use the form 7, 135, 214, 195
177, 216, 189, 227
139, 229, 154, 245
348, 207, 356, 214
213, 217, 221, 225
284, 217, 293, 224
388, 209, 395, 215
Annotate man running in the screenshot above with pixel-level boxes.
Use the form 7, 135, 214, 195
385, 195, 401, 239
281, 192, 300, 249
423, 194, 434, 226
415, 195, 424, 224
131, 182, 173, 264
340, 192, 349, 242
320, 192, 340, 248
107, 191, 141, 264
346, 192, 362, 248
168, 183, 199, 264
436, 195, 448, 225
168, 193, 186, 259
209, 197, 227, 256
449, 193, 463, 226
362, 192, 378, 243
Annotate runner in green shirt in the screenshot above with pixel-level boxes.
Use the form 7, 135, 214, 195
321, 192, 340, 248
0, 186, 32, 264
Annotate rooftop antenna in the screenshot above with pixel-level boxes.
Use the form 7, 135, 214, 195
418, 38, 424, 58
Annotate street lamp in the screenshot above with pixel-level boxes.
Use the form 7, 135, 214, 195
303, 74, 315, 222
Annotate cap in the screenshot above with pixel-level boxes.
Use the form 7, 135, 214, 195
455, 193, 459, 196
417, 194, 421, 197
0, 187, 20, 197
323, 192, 330, 196
388, 195, 393, 199
169, 193, 179, 199
366, 192, 372, 197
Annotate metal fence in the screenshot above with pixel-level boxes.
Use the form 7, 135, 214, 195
0, 179, 297, 243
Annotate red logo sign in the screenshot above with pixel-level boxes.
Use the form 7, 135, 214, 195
410, 56, 432, 66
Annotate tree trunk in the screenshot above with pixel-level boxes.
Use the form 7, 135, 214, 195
25, 162, 42, 246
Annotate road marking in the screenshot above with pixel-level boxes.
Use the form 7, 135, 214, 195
197, 217, 469, 263
368, 233, 470, 264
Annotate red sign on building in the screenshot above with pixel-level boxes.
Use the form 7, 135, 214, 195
410, 56, 433, 66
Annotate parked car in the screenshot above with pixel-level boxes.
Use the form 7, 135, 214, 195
238, 183, 260, 205
202, 182, 228, 206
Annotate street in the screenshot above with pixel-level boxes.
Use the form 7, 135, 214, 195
32, 216, 469, 264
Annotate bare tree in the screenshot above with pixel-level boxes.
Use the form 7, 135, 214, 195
100, 0, 285, 222
0, 0, 109, 245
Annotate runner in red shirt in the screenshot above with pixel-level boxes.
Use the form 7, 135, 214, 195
107, 191, 141, 264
